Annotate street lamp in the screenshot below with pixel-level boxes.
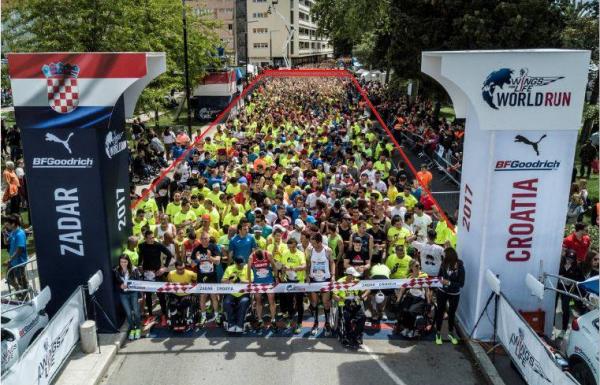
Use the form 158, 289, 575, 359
269, 30, 280, 66
246, 19, 259, 81
181, 0, 192, 136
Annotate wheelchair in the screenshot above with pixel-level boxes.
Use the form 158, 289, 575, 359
166, 294, 197, 332
392, 294, 436, 339
330, 298, 366, 349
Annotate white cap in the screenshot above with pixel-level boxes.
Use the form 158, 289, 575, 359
294, 219, 305, 229
344, 267, 361, 277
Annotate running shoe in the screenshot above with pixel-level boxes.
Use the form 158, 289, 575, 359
128, 330, 135, 341
134, 329, 141, 340
407, 330, 415, 338
435, 333, 443, 345
448, 332, 459, 345
143, 315, 156, 326
234, 325, 243, 333
310, 325, 319, 336
381, 314, 388, 322
293, 325, 302, 334
160, 315, 168, 328
215, 313, 222, 325
199, 313, 207, 326
227, 325, 236, 333
324, 323, 332, 337
400, 328, 408, 337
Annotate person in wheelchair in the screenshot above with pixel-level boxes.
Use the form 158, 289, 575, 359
394, 259, 433, 338
332, 267, 369, 349
222, 256, 253, 333
368, 252, 391, 322
166, 261, 198, 331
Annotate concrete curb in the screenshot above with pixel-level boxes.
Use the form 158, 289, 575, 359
457, 323, 506, 385
53, 328, 127, 385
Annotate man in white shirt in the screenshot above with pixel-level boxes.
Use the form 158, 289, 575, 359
412, 203, 432, 242
411, 229, 444, 276
373, 171, 387, 194
305, 188, 328, 211
390, 196, 407, 220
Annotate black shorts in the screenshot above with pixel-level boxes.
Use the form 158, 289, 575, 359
370, 275, 394, 296
198, 273, 217, 284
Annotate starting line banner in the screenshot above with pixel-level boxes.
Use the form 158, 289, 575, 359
125, 277, 442, 295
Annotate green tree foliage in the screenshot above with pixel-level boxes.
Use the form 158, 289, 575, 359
312, 0, 597, 83
2, 0, 222, 113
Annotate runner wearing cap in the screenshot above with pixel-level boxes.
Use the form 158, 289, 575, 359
332, 266, 368, 348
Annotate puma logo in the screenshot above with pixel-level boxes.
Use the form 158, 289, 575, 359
45, 132, 74, 154
514, 134, 546, 156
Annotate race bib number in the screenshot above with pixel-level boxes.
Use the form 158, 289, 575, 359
313, 270, 325, 282
256, 268, 269, 278
158, 189, 168, 197
286, 270, 297, 280
144, 271, 156, 281
199, 261, 213, 273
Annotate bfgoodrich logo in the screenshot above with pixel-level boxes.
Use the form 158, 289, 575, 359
482, 68, 568, 110
494, 134, 560, 171
33, 132, 94, 169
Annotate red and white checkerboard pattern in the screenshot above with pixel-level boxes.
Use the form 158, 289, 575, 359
239, 283, 275, 294
47, 77, 79, 113
156, 282, 196, 294
399, 277, 439, 288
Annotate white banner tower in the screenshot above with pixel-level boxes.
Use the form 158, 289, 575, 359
422, 50, 590, 339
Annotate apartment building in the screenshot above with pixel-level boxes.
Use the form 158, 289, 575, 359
189, 0, 235, 61
244, 0, 332, 67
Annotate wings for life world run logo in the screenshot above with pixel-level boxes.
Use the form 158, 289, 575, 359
482, 68, 568, 109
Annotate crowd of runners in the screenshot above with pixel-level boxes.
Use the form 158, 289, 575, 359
116, 75, 465, 348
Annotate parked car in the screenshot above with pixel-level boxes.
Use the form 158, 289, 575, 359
1, 287, 50, 374
564, 277, 599, 385
566, 311, 599, 385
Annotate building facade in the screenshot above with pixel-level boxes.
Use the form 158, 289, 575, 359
245, 0, 332, 67
189, 0, 236, 62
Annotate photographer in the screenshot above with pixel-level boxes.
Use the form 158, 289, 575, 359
3, 214, 28, 292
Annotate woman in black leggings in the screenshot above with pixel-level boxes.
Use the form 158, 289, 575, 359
435, 247, 465, 345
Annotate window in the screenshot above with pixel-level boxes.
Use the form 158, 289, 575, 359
228, 24, 233, 30
253, 0, 267, 2
253, 42, 268, 48
253, 28, 268, 34
252, 12, 268, 18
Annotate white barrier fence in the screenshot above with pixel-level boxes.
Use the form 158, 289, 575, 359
124, 277, 442, 294
497, 293, 579, 385
1, 287, 85, 385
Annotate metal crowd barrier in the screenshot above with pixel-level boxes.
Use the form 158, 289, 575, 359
399, 131, 461, 186
5, 257, 38, 294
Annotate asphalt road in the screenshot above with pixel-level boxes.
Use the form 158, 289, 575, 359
100, 335, 485, 385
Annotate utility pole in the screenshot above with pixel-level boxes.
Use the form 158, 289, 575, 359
182, 0, 192, 137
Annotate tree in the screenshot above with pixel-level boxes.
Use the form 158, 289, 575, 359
1, 0, 222, 114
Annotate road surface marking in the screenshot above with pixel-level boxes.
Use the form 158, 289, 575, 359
362, 344, 407, 385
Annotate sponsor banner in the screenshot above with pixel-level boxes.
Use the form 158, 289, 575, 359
124, 277, 442, 294
2, 287, 85, 385
422, 50, 590, 340
497, 294, 578, 385
8, 53, 165, 330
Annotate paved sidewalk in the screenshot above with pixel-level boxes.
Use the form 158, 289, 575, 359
53, 329, 127, 385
